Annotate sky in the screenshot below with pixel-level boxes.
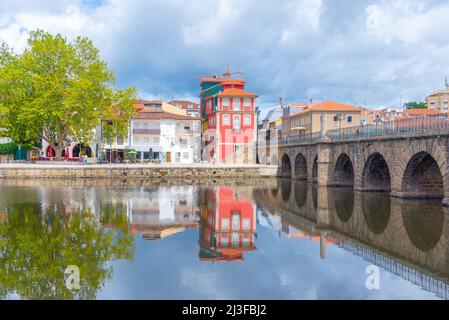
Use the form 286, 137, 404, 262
1, 0, 449, 111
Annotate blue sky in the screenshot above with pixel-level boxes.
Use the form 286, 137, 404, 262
1, 0, 449, 110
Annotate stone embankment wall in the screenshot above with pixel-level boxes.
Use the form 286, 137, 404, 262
0, 164, 278, 180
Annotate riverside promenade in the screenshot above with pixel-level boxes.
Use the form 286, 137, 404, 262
0, 163, 278, 179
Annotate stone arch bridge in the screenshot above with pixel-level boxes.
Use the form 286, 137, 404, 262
279, 133, 449, 206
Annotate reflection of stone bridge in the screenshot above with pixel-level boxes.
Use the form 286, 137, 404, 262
253, 181, 449, 299
279, 135, 449, 206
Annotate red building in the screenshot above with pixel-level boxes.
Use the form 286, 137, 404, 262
199, 187, 257, 262
200, 77, 258, 163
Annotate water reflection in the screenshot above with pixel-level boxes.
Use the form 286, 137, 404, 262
199, 187, 256, 262
0, 180, 448, 299
0, 188, 133, 300
362, 192, 391, 235
401, 199, 444, 251
331, 188, 354, 222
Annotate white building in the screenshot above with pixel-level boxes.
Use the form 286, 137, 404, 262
168, 100, 201, 118
131, 106, 201, 163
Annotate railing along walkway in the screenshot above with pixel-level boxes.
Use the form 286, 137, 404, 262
280, 116, 449, 146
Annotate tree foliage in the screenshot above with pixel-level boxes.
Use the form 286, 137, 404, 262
0, 199, 134, 299
404, 101, 427, 109
0, 30, 136, 159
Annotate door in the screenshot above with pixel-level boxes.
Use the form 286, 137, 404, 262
166, 152, 171, 163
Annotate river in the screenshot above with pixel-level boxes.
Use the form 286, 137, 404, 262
0, 178, 447, 299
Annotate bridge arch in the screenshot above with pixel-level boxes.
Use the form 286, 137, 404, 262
362, 152, 391, 192
281, 154, 292, 178
333, 188, 354, 223
362, 192, 391, 235
311, 156, 318, 183
294, 153, 308, 180
281, 179, 292, 202
401, 151, 444, 199
293, 181, 307, 209
401, 199, 444, 251
333, 153, 354, 187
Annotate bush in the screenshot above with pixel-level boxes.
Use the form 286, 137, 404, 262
0, 142, 18, 155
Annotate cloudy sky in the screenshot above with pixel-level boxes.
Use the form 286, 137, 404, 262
1, 0, 449, 110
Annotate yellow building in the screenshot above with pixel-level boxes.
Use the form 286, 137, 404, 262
426, 80, 449, 112
282, 101, 362, 137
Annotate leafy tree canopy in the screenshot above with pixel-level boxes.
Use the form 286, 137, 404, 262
404, 101, 427, 109
0, 30, 136, 159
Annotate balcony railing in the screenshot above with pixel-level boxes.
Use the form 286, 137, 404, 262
133, 129, 161, 135
279, 115, 449, 145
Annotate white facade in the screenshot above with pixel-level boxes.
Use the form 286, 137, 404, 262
130, 117, 201, 163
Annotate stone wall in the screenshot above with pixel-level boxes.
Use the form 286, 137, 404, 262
0, 165, 277, 180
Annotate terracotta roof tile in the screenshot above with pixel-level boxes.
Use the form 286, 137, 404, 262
132, 107, 200, 121
404, 108, 440, 115
216, 88, 257, 97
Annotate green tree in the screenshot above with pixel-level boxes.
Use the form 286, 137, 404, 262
0, 30, 136, 160
0, 201, 134, 300
404, 101, 427, 109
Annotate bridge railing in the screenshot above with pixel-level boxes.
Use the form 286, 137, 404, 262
279, 115, 449, 145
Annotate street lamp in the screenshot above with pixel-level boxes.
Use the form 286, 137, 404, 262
336, 112, 347, 138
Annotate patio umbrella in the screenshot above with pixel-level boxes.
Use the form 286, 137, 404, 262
49, 147, 53, 157
65, 147, 69, 160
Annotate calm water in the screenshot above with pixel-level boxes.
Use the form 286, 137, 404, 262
0, 178, 448, 300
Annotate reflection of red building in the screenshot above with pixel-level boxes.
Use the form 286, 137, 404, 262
200, 187, 256, 262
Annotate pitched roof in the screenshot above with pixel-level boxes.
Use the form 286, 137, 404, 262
132, 107, 200, 121
283, 101, 361, 119
169, 100, 199, 106
404, 108, 441, 115
215, 88, 257, 97
308, 101, 361, 111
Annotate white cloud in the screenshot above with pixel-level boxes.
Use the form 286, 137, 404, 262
0, 0, 449, 108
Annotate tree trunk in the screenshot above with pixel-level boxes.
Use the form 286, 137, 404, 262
55, 143, 64, 161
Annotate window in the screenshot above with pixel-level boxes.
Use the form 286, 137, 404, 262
243, 114, 251, 126
143, 122, 148, 128
244, 98, 251, 107
221, 236, 229, 246
221, 218, 230, 231
134, 122, 140, 129
184, 125, 190, 130
143, 137, 149, 144
232, 233, 239, 247
333, 116, 339, 123
231, 213, 240, 230
233, 98, 241, 111
222, 98, 230, 107
180, 138, 188, 148
134, 137, 140, 144
175, 152, 181, 162
223, 114, 230, 125
242, 219, 251, 230
117, 137, 124, 145
347, 116, 353, 123
153, 136, 160, 144
233, 115, 241, 130
183, 152, 189, 160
